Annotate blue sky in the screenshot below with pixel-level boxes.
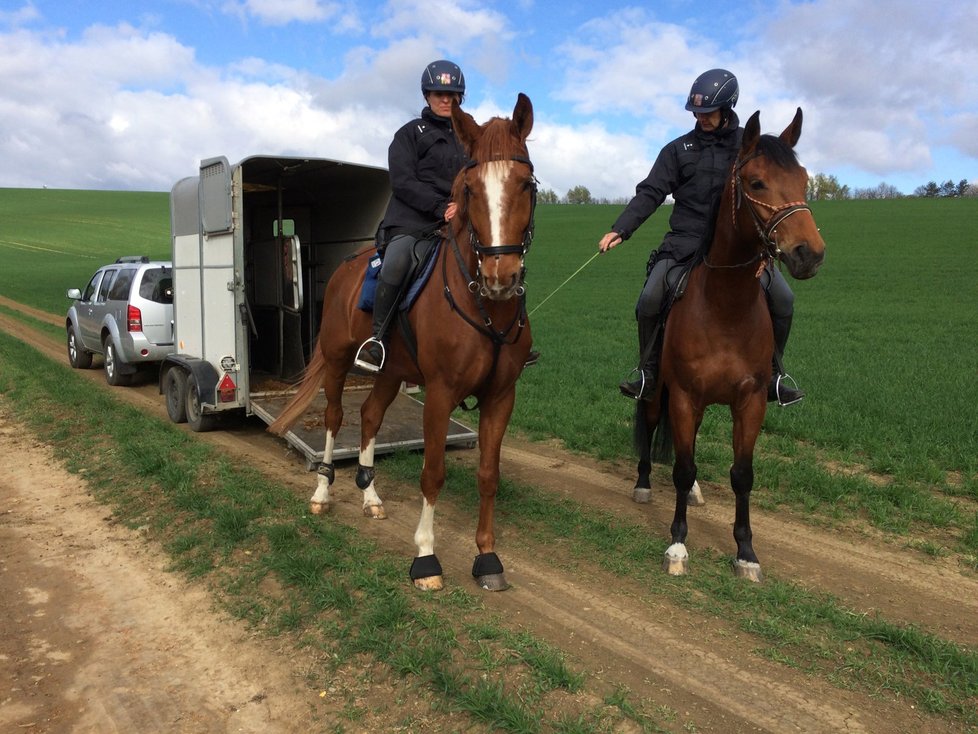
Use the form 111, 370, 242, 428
1, 0, 975, 199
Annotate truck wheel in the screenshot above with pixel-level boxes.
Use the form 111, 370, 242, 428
103, 340, 131, 386
67, 325, 93, 369
164, 367, 188, 423
186, 373, 217, 432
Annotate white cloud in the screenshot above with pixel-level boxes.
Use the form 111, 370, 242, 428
222, 0, 342, 26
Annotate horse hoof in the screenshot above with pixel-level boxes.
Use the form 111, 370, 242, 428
632, 487, 652, 504
662, 543, 689, 576
732, 559, 763, 583
687, 481, 705, 506
309, 501, 330, 515
476, 573, 510, 592
363, 504, 387, 519
413, 575, 444, 591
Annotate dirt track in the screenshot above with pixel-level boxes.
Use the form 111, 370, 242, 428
1, 297, 975, 733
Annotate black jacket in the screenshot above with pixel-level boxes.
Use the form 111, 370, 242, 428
612, 112, 743, 261
379, 106, 467, 242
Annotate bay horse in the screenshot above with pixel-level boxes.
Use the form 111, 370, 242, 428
635, 108, 825, 582
269, 94, 535, 592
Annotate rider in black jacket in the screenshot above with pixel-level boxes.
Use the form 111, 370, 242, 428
354, 60, 468, 373
598, 68, 804, 405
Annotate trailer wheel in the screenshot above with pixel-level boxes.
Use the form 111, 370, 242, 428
186, 373, 217, 432
164, 367, 188, 424
67, 325, 93, 369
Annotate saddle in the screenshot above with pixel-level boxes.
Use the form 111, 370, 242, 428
355, 236, 440, 312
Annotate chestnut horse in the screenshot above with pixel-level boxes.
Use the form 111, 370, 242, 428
269, 94, 535, 592
635, 108, 825, 582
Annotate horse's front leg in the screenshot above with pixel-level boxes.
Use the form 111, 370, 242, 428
356, 376, 402, 520
409, 388, 456, 591
470, 386, 516, 591
729, 397, 766, 582
664, 393, 700, 576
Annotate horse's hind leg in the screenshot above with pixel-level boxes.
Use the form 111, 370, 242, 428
633, 401, 655, 503
356, 376, 402, 520
309, 360, 347, 515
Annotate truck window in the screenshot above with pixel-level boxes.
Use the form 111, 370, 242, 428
139, 268, 173, 304
108, 268, 135, 301
81, 272, 103, 302
96, 269, 118, 303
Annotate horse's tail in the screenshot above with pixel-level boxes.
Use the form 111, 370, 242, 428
650, 387, 674, 464
633, 386, 674, 465
267, 346, 327, 436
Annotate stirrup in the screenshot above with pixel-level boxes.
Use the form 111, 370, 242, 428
770, 373, 804, 407
353, 337, 385, 373
619, 367, 655, 401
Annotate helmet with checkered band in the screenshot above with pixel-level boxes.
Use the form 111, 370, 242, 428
421, 59, 465, 96
685, 68, 739, 113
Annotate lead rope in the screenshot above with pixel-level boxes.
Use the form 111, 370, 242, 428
528, 250, 601, 317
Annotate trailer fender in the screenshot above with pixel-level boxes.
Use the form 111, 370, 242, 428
159, 355, 220, 406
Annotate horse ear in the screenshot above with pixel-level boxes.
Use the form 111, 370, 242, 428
780, 107, 803, 148
512, 93, 533, 143
452, 100, 482, 156
741, 110, 761, 156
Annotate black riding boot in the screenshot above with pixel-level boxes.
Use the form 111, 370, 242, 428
619, 315, 661, 401
769, 314, 805, 405
354, 281, 401, 373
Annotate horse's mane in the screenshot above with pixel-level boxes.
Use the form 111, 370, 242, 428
695, 133, 802, 259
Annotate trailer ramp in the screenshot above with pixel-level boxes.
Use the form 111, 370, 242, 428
251, 389, 477, 470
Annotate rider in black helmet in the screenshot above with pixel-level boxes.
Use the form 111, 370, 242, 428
355, 60, 539, 374
598, 68, 804, 406
354, 60, 468, 373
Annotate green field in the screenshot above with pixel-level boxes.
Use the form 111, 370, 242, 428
1, 188, 976, 546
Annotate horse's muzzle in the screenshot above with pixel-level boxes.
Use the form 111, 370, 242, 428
782, 242, 825, 280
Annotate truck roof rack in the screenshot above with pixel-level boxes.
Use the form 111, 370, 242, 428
115, 256, 151, 263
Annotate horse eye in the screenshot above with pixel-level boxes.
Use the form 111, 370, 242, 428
749, 179, 765, 191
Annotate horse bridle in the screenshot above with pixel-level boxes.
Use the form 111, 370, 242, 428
461, 155, 538, 288
732, 152, 812, 259
443, 155, 537, 341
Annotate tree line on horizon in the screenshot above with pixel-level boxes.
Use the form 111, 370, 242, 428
541, 175, 977, 205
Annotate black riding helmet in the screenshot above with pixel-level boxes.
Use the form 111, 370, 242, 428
421, 59, 466, 101
685, 68, 739, 113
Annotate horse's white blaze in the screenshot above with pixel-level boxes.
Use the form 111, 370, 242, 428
484, 160, 510, 250
414, 497, 436, 556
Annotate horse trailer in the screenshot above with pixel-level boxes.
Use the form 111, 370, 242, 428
161, 154, 476, 466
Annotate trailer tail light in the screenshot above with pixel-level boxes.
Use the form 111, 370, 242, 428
127, 305, 143, 332
217, 373, 237, 403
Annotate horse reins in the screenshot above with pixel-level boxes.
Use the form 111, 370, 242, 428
704, 152, 813, 271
